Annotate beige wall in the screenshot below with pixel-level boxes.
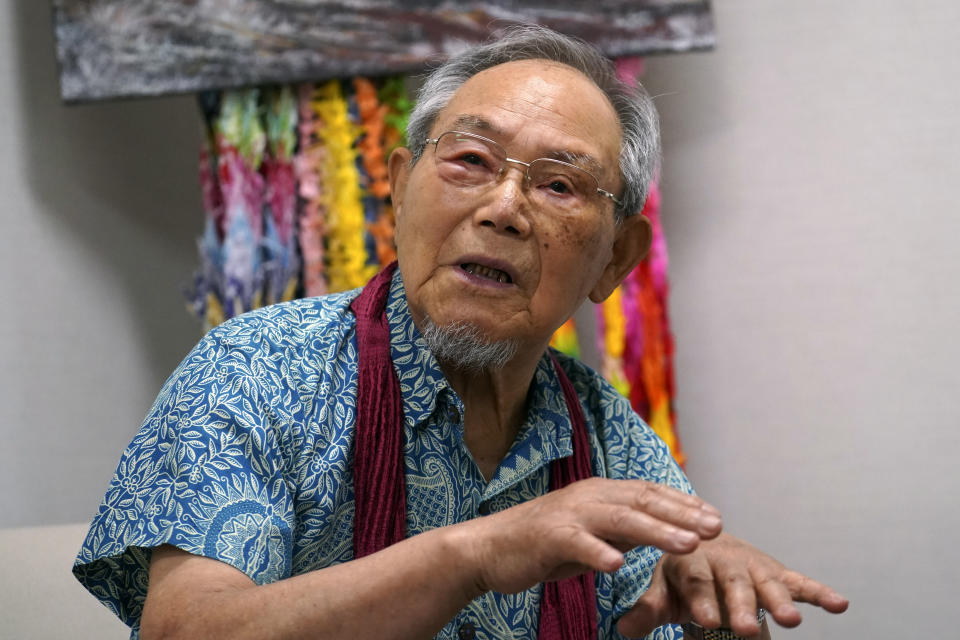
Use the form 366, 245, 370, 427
643, 1, 960, 638
0, 524, 128, 637
1, 0, 957, 637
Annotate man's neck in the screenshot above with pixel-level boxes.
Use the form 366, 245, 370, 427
439, 353, 541, 482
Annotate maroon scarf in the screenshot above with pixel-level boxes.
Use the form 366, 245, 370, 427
351, 262, 597, 640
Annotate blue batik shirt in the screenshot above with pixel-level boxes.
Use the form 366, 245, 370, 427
75, 269, 692, 639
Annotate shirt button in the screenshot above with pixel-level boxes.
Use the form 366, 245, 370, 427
478, 502, 490, 516
458, 622, 476, 640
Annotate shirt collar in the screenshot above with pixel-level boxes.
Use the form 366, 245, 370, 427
385, 269, 452, 430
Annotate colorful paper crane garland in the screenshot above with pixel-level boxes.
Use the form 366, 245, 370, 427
187, 77, 407, 325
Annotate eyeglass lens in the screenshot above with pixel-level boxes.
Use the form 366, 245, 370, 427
433, 132, 600, 212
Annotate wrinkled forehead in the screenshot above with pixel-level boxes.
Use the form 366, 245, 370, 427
433, 60, 623, 180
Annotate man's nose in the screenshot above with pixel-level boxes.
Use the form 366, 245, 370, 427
475, 163, 533, 236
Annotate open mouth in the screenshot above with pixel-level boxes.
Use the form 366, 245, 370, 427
461, 262, 513, 284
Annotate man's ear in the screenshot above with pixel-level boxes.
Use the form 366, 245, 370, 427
588, 214, 653, 303
387, 146, 413, 217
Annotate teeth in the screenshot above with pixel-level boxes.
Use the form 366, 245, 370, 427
462, 263, 511, 284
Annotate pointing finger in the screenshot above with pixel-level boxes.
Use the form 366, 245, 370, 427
782, 571, 850, 614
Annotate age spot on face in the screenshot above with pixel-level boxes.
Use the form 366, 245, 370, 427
556, 224, 592, 250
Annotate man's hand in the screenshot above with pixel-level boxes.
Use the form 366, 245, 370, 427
616, 533, 850, 638
459, 478, 723, 595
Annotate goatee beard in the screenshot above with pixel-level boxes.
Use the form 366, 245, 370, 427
419, 316, 520, 372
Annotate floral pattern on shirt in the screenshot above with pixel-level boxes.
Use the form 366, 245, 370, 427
75, 270, 691, 639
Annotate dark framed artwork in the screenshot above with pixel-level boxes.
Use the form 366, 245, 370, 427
53, 0, 715, 103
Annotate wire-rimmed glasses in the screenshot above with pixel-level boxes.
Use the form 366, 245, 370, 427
424, 131, 623, 214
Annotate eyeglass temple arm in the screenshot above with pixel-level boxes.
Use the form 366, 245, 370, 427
598, 189, 623, 206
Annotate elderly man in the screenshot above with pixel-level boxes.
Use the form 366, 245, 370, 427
75, 26, 847, 640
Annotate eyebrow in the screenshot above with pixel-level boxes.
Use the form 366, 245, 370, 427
449, 114, 503, 135
447, 114, 607, 177
545, 150, 605, 177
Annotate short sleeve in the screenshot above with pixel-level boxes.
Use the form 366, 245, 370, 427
73, 317, 298, 631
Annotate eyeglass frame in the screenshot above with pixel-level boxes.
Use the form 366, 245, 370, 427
423, 131, 624, 209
